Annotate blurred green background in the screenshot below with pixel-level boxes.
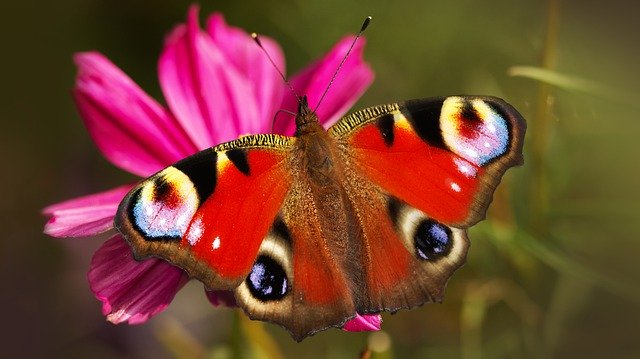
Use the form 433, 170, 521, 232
2, 0, 639, 358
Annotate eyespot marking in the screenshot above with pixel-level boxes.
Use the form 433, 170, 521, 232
389, 197, 468, 264
130, 167, 199, 241
440, 97, 510, 165
414, 219, 453, 261
246, 255, 289, 301
235, 218, 293, 309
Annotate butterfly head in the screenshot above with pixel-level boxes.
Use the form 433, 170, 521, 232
294, 95, 323, 136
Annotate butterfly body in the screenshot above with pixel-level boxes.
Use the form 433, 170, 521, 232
115, 96, 525, 340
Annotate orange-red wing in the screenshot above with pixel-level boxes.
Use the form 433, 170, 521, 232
232, 179, 357, 341
115, 134, 294, 290
332, 96, 525, 227
341, 171, 471, 311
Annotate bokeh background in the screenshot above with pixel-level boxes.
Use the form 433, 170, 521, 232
2, 0, 639, 358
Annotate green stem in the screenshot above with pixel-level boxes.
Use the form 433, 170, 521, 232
230, 310, 245, 359
529, 0, 559, 236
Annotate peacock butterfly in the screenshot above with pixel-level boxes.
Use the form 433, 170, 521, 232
114, 14, 526, 342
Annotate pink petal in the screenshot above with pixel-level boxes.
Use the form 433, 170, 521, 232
205, 289, 237, 307
43, 185, 132, 238
342, 314, 382, 332
276, 36, 374, 135
159, 6, 260, 148
74, 52, 196, 177
206, 13, 285, 131
89, 235, 189, 324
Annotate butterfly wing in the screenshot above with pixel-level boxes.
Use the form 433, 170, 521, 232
332, 96, 525, 227
116, 131, 355, 340
330, 96, 526, 309
115, 134, 294, 290
232, 212, 357, 341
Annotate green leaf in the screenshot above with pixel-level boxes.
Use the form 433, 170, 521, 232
508, 66, 640, 106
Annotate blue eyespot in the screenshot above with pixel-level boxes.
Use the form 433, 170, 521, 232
246, 255, 288, 301
414, 219, 452, 261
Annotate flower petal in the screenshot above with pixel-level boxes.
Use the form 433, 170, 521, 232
74, 52, 196, 177
206, 13, 285, 131
342, 314, 382, 332
277, 36, 374, 135
159, 6, 260, 148
89, 235, 189, 324
205, 289, 237, 307
43, 185, 132, 238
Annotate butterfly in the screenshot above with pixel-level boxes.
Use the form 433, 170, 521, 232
115, 94, 525, 340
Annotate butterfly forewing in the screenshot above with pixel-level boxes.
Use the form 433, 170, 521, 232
115, 134, 294, 290
331, 96, 526, 227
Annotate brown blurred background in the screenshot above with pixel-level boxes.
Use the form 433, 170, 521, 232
2, 0, 639, 358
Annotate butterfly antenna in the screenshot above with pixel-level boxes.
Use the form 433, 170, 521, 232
251, 33, 300, 100
313, 16, 372, 114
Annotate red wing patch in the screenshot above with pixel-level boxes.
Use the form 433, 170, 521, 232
181, 149, 291, 281
349, 122, 483, 225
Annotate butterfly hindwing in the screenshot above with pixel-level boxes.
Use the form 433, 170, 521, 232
115, 134, 294, 289
234, 212, 357, 341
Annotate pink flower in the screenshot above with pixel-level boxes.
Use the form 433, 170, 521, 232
44, 7, 380, 332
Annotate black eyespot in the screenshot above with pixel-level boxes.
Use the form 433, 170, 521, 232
246, 255, 288, 301
414, 219, 452, 261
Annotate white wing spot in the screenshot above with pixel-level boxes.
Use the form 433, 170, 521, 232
454, 157, 477, 178
464, 147, 479, 159
186, 218, 203, 246
176, 211, 190, 233
212, 236, 221, 250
